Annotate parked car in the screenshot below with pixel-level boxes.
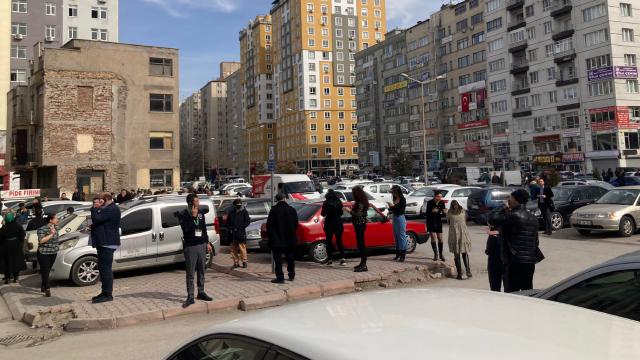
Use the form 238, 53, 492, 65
333, 190, 388, 215
163, 289, 640, 360
216, 198, 272, 246
418, 185, 469, 215
50, 197, 220, 286
524, 250, 640, 321
571, 187, 640, 237
557, 180, 614, 190
466, 187, 513, 225
245, 219, 266, 250
260, 202, 427, 263
530, 186, 609, 231
362, 183, 412, 203
406, 188, 436, 217
36, 200, 91, 217
25, 210, 92, 262
610, 176, 640, 187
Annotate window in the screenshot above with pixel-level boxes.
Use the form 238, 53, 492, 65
11, 0, 27, 13
543, 21, 552, 34
490, 79, 506, 92
561, 111, 579, 129
528, 49, 537, 62
471, 13, 483, 26
526, 27, 536, 40
91, 28, 107, 41
552, 270, 640, 321
529, 71, 539, 84
488, 38, 503, 52
624, 132, 640, 149
150, 170, 173, 188
473, 51, 486, 63
583, 4, 607, 22
45, 2, 56, 16
486, 0, 501, 12
486, 18, 502, 32
626, 80, 639, 94
525, 5, 534, 17
160, 205, 185, 229
121, 209, 153, 236
543, 0, 551, 11
547, 67, 556, 80
92, 7, 108, 19
325, 147, 332, 155
625, 54, 637, 66
68, 27, 77, 39
563, 87, 577, 100
586, 54, 611, 70
620, 3, 632, 17
68, 5, 78, 17
10, 45, 26, 59
149, 132, 173, 150
489, 58, 505, 72
622, 28, 634, 42
10, 69, 26, 83
471, 31, 485, 44
584, 29, 608, 47
548, 90, 557, 103
150, 94, 173, 112
588, 80, 613, 96
149, 58, 173, 76
491, 100, 508, 113
45, 25, 56, 39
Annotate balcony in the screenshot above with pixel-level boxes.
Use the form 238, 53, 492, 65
513, 106, 532, 118
554, 48, 576, 63
556, 76, 579, 87
506, 0, 525, 11
550, 0, 572, 18
507, 17, 526, 32
509, 39, 528, 53
512, 81, 530, 95
13, 152, 37, 167
552, 24, 574, 41
510, 59, 529, 74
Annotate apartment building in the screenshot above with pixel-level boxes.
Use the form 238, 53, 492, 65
200, 80, 228, 177
486, 0, 640, 173
179, 92, 203, 180
1, 1, 11, 189
62, 0, 119, 43
270, 0, 386, 177
239, 15, 276, 175
225, 69, 247, 176
7, 40, 180, 194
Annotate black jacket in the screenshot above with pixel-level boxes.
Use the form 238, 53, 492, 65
321, 198, 344, 229
488, 205, 539, 265
72, 191, 84, 201
267, 201, 299, 249
227, 207, 251, 242
178, 209, 209, 247
538, 186, 554, 209
26, 216, 46, 231
91, 202, 122, 247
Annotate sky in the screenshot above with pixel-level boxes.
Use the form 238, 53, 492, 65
120, 0, 446, 99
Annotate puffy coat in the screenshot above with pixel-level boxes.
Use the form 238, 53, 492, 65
488, 205, 539, 264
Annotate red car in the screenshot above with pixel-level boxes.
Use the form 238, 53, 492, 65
261, 201, 428, 263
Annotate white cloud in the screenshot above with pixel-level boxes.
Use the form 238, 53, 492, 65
143, 0, 237, 18
387, 0, 443, 28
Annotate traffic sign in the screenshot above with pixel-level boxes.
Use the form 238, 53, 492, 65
267, 160, 275, 172
268, 144, 276, 161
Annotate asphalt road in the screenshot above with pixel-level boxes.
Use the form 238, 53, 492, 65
1, 222, 638, 359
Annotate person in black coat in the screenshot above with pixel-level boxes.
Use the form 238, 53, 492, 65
426, 191, 447, 261
90, 193, 121, 304
26, 208, 46, 231
321, 189, 345, 266
227, 199, 251, 269
267, 193, 299, 283
537, 178, 554, 235
485, 215, 504, 292
0, 212, 27, 284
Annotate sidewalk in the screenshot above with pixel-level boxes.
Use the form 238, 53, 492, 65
0, 251, 452, 332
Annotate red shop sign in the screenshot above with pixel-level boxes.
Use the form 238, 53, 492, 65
457, 118, 489, 130
533, 134, 561, 142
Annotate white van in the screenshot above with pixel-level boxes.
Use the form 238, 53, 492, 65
253, 174, 321, 201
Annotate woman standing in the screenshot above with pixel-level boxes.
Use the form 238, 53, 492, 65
346, 186, 369, 272
426, 191, 447, 261
36, 213, 60, 297
321, 189, 345, 265
388, 186, 408, 262
227, 199, 251, 269
447, 201, 472, 280
0, 212, 27, 284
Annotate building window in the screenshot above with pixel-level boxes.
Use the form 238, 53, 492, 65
149, 58, 173, 76
91, 28, 108, 41
150, 94, 173, 112
624, 133, 640, 149
149, 132, 173, 150
626, 80, 639, 94
586, 54, 611, 70
11, 23, 27, 36
325, 147, 332, 155
10, 69, 27, 83
488, 58, 505, 72
588, 80, 613, 96
622, 28, 634, 42
11, 0, 27, 13
543, 21, 552, 34
325, 136, 332, 143
92, 7, 108, 19
486, 17, 502, 32
45, 25, 56, 39
45, 2, 56, 16
625, 54, 637, 66
583, 4, 607, 22
620, 3, 632, 17
10, 45, 26, 59
69, 5, 78, 17
584, 29, 608, 47
150, 169, 173, 188
68, 27, 77, 39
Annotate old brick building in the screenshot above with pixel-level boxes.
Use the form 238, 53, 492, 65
7, 40, 180, 195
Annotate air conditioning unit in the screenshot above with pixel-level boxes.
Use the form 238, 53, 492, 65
13, 34, 23, 40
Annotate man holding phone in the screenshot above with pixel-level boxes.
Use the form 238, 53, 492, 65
178, 194, 213, 308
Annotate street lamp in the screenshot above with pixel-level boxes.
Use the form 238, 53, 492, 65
234, 124, 264, 180
192, 137, 215, 180
401, 73, 446, 185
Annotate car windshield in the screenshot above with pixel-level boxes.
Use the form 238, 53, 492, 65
553, 188, 573, 202
290, 203, 320, 221
284, 181, 316, 194
597, 190, 640, 205
411, 188, 435, 197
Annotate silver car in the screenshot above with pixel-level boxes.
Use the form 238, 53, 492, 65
571, 186, 640, 237
50, 197, 220, 286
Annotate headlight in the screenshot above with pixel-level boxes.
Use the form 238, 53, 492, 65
534, 210, 541, 217
58, 238, 79, 251
247, 229, 260, 238
407, 202, 418, 207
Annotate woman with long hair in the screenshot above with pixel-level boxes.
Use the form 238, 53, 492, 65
36, 213, 60, 297
447, 200, 472, 280
346, 186, 370, 272
321, 189, 345, 265
388, 185, 408, 262
426, 191, 447, 261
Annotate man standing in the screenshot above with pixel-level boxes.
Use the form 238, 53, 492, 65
538, 178, 554, 235
90, 193, 121, 303
489, 189, 540, 292
178, 194, 213, 308
227, 199, 251, 269
116, 189, 130, 204
72, 188, 83, 201
528, 176, 540, 202
266, 193, 298, 284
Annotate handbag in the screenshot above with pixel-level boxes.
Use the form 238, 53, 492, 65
535, 247, 545, 263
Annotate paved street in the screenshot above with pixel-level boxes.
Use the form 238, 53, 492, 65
0, 222, 638, 359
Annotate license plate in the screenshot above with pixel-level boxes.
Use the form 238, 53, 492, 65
578, 220, 592, 226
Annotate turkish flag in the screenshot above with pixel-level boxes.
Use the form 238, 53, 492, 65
461, 93, 471, 113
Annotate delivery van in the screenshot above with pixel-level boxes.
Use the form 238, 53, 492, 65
252, 174, 321, 201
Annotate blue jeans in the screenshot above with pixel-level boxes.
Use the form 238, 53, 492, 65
393, 215, 408, 251
97, 246, 116, 293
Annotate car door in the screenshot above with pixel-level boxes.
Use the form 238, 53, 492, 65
158, 205, 187, 263
566, 188, 590, 216
116, 207, 155, 267
365, 207, 391, 247
245, 201, 269, 222
378, 184, 393, 203
340, 206, 357, 250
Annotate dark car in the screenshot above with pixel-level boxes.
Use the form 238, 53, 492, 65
610, 176, 640, 187
529, 186, 608, 231
216, 199, 272, 246
466, 187, 513, 224
523, 250, 640, 322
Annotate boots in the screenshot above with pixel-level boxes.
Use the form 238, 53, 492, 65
354, 259, 368, 272
398, 250, 406, 263
454, 255, 463, 280
393, 248, 400, 261
431, 242, 438, 261
438, 242, 446, 262
462, 253, 472, 278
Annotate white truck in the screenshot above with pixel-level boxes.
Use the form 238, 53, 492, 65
252, 174, 322, 201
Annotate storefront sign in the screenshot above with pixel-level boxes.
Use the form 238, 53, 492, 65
588, 66, 638, 81
533, 154, 561, 164
533, 134, 561, 142
588, 67, 613, 81
586, 150, 619, 159
562, 129, 581, 138
383, 80, 408, 93
590, 106, 638, 131
464, 141, 481, 154
457, 118, 489, 130
562, 152, 585, 163
1, 189, 41, 199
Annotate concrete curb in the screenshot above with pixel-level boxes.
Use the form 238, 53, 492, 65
209, 262, 260, 279
239, 291, 287, 311
284, 285, 322, 302
320, 279, 356, 297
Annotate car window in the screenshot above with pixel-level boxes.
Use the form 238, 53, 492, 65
587, 187, 607, 199
413, 188, 434, 197
121, 208, 153, 236
161, 205, 185, 228
490, 191, 510, 201
367, 208, 384, 222
551, 270, 640, 321
170, 336, 268, 360
379, 185, 392, 193
245, 202, 268, 216
335, 192, 346, 201
573, 189, 588, 201
452, 188, 473, 197
367, 185, 377, 193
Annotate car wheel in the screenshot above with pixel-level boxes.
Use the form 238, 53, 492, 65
308, 241, 329, 263
71, 256, 100, 286
619, 216, 635, 237
406, 232, 417, 253
577, 229, 591, 236
550, 212, 564, 231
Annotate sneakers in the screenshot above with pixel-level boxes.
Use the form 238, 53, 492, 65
92, 293, 113, 304
271, 278, 285, 284
340, 259, 347, 266
182, 297, 195, 308
91, 292, 105, 302
242, 262, 248, 269
196, 292, 213, 301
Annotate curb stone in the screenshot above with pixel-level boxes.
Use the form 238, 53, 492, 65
284, 285, 322, 302
320, 280, 355, 297
162, 302, 208, 320
207, 298, 242, 312
115, 310, 164, 328
239, 291, 286, 311
65, 317, 117, 332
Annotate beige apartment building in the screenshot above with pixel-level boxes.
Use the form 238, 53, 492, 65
7, 40, 180, 194
270, 0, 386, 176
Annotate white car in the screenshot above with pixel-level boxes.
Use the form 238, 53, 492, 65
333, 190, 388, 215
363, 183, 412, 203
419, 184, 464, 214
442, 186, 481, 210
406, 187, 436, 217
557, 180, 614, 190
164, 289, 640, 360
25, 210, 92, 261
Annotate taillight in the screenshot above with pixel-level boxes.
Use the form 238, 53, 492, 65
214, 217, 220, 233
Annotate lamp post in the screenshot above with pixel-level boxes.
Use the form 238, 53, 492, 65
401, 73, 446, 185
192, 137, 215, 180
